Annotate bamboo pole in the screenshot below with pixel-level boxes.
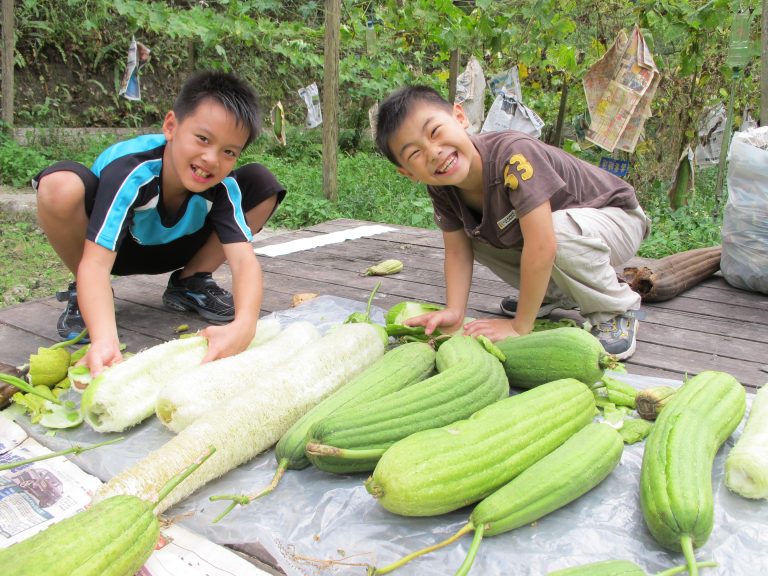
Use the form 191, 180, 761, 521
322, 0, 340, 202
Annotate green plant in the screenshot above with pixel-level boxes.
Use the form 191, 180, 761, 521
0, 210, 71, 306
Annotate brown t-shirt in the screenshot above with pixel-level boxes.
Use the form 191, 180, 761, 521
427, 131, 639, 249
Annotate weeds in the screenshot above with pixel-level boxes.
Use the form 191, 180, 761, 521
0, 209, 70, 306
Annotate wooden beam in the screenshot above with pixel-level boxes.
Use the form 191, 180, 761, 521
1, 0, 14, 128
322, 0, 340, 202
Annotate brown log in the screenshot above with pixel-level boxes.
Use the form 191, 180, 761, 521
622, 246, 722, 302
0, 379, 19, 410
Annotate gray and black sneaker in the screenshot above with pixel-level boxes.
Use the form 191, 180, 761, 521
56, 282, 89, 342
499, 297, 576, 319
590, 310, 639, 360
162, 270, 235, 323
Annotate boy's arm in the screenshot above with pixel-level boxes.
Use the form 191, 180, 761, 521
462, 201, 557, 342
513, 200, 557, 333
406, 229, 474, 335
200, 242, 261, 362
77, 241, 122, 376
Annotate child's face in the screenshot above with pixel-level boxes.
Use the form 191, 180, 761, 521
389, 101, 477, 188
162, 98, 250, 194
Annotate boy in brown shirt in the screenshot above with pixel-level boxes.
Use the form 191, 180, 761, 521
375, 85, 650, 360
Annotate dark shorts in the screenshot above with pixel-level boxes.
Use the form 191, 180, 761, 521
33, 161, 284, 276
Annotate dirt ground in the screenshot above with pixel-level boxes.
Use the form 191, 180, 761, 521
0, 185, 36, 212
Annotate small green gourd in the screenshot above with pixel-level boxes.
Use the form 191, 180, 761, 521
495, 327, 620, 389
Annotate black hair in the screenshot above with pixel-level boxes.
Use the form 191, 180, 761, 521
173, 70, 261, 148
375, 85, 453, 166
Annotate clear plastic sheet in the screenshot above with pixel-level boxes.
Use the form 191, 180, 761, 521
10, 296, 767, 576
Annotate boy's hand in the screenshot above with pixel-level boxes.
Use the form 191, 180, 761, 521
80, 338, 123, 377
200, 321, 254, 363
462, 318, 530, 342
405, 308, 465, 336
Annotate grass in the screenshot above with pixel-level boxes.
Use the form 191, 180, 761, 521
0, 128, 725, 309
0, 209, 71, 306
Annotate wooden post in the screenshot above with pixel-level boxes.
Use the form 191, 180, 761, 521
322, 0, 340, 202
1, 0, 14, 128
552, 75, 569, 148
448, 48, 461, 102
762, 0, 768, 125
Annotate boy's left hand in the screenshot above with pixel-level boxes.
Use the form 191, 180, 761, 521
462, 318, 530, 342
200, 321, 255, 363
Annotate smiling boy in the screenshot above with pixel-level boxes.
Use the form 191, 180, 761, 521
375, 85, 650, 360
34, 71, 285, 375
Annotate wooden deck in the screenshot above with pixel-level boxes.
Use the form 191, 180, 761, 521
1, 218, 766, 391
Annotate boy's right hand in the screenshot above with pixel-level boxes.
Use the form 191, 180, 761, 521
405, 308, 466, 336
80, 338, 123, 378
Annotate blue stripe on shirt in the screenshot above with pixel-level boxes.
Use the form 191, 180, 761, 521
91, 134, 167, 176
222, 176, 254, 242
94, 159, 161, 249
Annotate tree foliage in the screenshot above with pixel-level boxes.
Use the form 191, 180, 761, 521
9, 0, 763, 192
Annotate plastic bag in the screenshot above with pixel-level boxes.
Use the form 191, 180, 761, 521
298, 83, 322, 129
481, 90, 544, 137
721, 127, 768, 294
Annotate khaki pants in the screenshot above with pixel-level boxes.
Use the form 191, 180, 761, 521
472, 206, 651, 324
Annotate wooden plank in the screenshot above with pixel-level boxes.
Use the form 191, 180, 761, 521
1, 218, 763, 391
0, 298, 167, 359
645, 294, 764, 324
0, 300, 66, 343
259, 257, 505, 318
673, 280, 768, 308
635, 321, 764, 363
0, 323, 58, 367
639, 305, 768, 343
626, 339, 763, 390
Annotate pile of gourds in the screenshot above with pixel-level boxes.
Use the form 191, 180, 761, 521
1, 299, 764, 576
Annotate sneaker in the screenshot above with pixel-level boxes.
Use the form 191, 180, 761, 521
499, 297, 576, 319
162, 270, 235, 323
55, 282, 89, 342
590, 310, 639, 360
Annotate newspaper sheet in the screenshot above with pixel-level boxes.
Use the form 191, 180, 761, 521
0, 417, 270, 575
454, 55, 486, 134
583, 26, 660, 153
0, 419, 101, 547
